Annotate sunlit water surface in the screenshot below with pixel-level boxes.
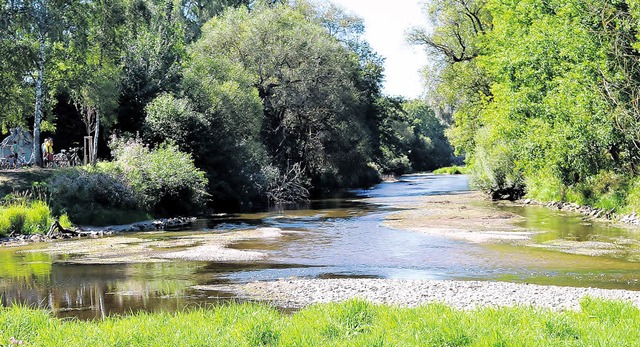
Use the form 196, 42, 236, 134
2, 174, 640, 319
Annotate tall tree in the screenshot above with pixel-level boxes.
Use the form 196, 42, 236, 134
1, 0, 85, 165
117, 0, 186, 134
67, 0, 124, 164
195, 4, 372, 189
408, 0, 492, 154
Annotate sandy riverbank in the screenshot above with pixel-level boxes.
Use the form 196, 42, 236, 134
201, 278, 640, 311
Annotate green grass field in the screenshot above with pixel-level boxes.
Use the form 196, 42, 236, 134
1, 298, 638, 346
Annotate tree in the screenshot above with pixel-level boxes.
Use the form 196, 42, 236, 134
408, 0, 492, 155
195, 4, 373, 190
1, 0, 86, 166
117, 0, 186, 134
67, 0, 124, 164
179, 0, 251, 41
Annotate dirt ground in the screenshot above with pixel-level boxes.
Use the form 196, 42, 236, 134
0, 168, 55, 197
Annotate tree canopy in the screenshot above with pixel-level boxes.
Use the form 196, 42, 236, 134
413, 0, 640, 211
1, 0, 456, 210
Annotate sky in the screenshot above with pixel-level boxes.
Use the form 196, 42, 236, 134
329, 0, 430, 99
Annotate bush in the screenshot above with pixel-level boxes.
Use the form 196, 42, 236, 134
110, 137, 208, 215
47, 167, 141, 225
433, 166, 467, 175
469, 133, 525, 200
0, 201, 56, 236
46, 137, 208, 224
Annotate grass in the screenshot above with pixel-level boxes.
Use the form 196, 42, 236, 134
1, 298, 639, 346
0, 200, 61, 237
0, 168, 56, 198
433, 165, 468, 175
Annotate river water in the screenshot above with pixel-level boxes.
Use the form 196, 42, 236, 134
2, 174, 640, 319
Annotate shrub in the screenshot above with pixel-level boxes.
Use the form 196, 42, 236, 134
47, 167, 141, 225
433, 166, 467, 175
0, 201, 56, 236
109, 137, 208, 215
625, 177, 640, 214
469, 133, 525, 199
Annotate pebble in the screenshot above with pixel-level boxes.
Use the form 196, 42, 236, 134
521, 198, 640, 226
226, 279, 640, 311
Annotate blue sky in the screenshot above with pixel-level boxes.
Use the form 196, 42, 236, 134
329, 0, 429, 99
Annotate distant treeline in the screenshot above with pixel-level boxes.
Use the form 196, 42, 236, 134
413, 0, 640, 212
0, 0, 454, 209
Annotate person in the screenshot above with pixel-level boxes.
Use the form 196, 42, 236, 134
11, 141, 20, 168
41, 139, 47, 163
43, 138, 54, 167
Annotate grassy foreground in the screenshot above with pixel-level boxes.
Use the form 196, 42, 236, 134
1, 298, 638, 346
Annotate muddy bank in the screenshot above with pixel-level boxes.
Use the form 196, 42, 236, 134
203, 278, 640, 311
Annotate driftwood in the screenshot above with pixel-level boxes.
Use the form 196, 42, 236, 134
46, 220, 85, 238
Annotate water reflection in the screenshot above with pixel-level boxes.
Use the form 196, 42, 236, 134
0, 261, 226, 320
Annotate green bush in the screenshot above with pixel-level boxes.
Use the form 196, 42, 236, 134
109, 137, 208, 215
625, 177, 640, 214
47, 167, 141, 225
469, 131, 525, 199
524, 167, 564, 202
433, 166, 467, 175
46, 137, 207, 224
0, 201, 56, 236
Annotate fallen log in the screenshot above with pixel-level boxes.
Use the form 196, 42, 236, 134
46, 220, 85, 238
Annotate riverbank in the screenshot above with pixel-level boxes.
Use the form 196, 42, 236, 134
0, 217, 196, 247
382, 191, 640, 258
205, 278, 640, 311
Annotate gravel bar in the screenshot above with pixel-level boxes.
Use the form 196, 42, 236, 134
207, 279, 640, 311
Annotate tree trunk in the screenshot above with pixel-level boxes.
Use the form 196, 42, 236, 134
33, 33, 45, 167
92, 109, 99, 165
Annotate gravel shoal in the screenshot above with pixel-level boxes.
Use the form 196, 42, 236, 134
201, 279, 640, 311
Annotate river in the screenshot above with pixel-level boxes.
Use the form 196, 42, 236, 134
1, 174, 640, 319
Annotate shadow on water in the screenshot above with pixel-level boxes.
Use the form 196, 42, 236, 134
3, 174, 640, 319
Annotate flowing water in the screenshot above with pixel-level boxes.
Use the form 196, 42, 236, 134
2, 174, 640, 319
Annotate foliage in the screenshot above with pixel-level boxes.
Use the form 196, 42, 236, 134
145, 3, 427, 206
46, 136, 207, 224
433, 166, 467, 175
413, 0, 640, 212
372, 98, 454, 175
47, 166, 143, 225
109, 137, 208, 215
0, 0, 459, 210
0, 200, 55, 236
195, 4, 373, 191
2, 298, 640, 346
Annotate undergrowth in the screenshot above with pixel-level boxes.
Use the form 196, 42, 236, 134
0, 187, 72, 237
433, 165, 467, 175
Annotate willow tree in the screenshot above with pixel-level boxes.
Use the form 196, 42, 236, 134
192, 4, 373, 190
408, 0, 492, 152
